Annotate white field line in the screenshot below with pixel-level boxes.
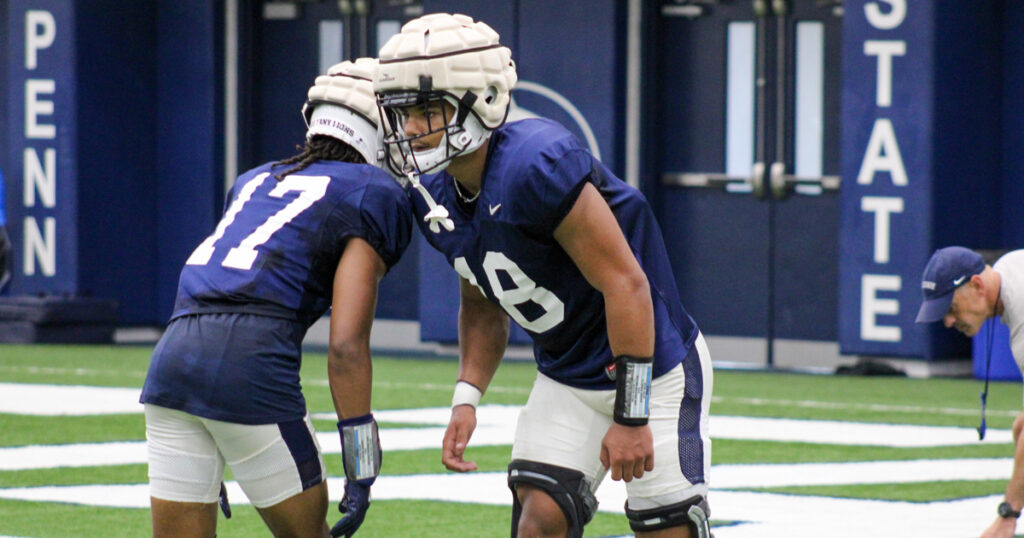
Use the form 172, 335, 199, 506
0, 381, 1019, 537
0, 433, 1014, 487
0, 383, 143, 415
3, 380, 1020, 418
0, 365, 147, 378
0, 410, 1014, 472
0, 478, 1017, 538
367, 405, 1016, 447
718, 395, 1022, 418
307, 379, 532, 395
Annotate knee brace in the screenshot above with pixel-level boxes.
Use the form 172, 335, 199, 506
507, 460, 598, 538
625, 495, 711, 537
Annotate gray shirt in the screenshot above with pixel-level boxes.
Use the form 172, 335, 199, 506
994, 250, 1024, 392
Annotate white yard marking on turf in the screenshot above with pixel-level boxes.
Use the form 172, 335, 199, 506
0, 478, 1018, 538
712, 415, 1014, 446
5, 381, 1017, 419
0, 441, 148, 471
0, 436, 1013, 486
363, 405, 1015, 447
715, 395, 1022, 418
0, 365, 146, 379
711, 458, 1012, 488
0, 383, 142, 415
2, 380, 1010, 446
307, 378, 532, 395
2, 382, 1020, 537
1, 405, 1013, 472
0, 426, 514, 471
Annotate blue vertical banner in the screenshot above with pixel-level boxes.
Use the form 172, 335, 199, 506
838, 1, 933, 357
6, 0, 78, 294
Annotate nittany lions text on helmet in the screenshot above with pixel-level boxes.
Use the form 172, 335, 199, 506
303, 57, 382, 166
374, 13, 518, 175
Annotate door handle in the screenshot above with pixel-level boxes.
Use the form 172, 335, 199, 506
661, 4, 705, 19
751, 161, 767, 198
661, 161, 766, 196
661, 163, 839, 197
661, 172, 754, 194
769, 161, 840, 198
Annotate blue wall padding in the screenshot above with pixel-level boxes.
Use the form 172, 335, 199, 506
1002, 2, 1024, 248
153, 1, 223, 322
75, 1, 159, 322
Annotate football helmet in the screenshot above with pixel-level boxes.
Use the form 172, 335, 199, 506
374, 13, 518, 175
302, 57, 382, 166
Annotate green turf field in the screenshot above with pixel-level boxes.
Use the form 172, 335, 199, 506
0, 343, 1021, 537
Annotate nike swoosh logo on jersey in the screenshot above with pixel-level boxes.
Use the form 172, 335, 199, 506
953, 275, 967, 286
489, 203, 502, 215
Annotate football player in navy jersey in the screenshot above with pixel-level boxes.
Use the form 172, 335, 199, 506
374, 13, 713, 538
139, 59, 411, 538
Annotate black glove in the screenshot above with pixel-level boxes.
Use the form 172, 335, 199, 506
330, 480, 371, 537
218, 482, 231, 519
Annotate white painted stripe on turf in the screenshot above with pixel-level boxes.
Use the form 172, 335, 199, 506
712, 458, 1013, 488
0, 416, 1013, 471
714, 395, 1022, 418
707, 491, 1016, 538
0, 378, 1010, 448
5, 381, 1017, 420
0, 478, 1017, 538
0, 441, 148, 470
361, 406, 1016, 447
713, 415, 1014, 446
368, 404, 523, 426
0, 383, 142, 415
0, 447, 1013, 491
0, 425, 514, 471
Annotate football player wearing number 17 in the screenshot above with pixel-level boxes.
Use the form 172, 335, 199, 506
139, 59, 411, 537
375, 13, 713, 538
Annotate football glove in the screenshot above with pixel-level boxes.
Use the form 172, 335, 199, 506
330, 480, 371, 537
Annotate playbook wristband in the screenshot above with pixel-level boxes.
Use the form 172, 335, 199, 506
338, 413, 382, 486
613, 355, 653, 426
451, 380, 482, 409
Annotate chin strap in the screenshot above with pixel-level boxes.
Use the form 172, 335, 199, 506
405, 171, 455, 233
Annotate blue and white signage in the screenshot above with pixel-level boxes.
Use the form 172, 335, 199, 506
6, 0, 78, 294
839, 0, 933, 356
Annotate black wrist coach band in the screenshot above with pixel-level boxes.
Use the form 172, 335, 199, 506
613, 355, 654, 426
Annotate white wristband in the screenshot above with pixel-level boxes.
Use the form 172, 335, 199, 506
452, 380, 482, 409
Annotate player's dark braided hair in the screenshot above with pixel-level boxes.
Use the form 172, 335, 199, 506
272, 135, 367, 180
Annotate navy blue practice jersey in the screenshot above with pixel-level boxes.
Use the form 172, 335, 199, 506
412, 118, 699, 389
173, 160, 412, 328
139, 161, 411, 423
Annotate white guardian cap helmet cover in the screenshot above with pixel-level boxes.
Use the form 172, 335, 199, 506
374, 13, 518, 175
303, 57, 383, 166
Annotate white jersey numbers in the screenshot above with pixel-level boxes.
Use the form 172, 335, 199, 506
185, 173, 330, 270
454, 252, 565, 333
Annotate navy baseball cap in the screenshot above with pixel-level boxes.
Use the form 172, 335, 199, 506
915, 246, 986, 323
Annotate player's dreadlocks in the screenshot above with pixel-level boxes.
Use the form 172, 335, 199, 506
271, 135, 366, 180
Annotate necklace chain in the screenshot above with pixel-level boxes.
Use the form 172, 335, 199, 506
453, 177, 480, 203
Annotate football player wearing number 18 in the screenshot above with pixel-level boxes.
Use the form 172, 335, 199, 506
375, 13, 713, 538
139, 59, 411, 538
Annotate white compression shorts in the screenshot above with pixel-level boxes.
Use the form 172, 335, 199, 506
145, 404, 325, 508
511, 333, 713, 510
